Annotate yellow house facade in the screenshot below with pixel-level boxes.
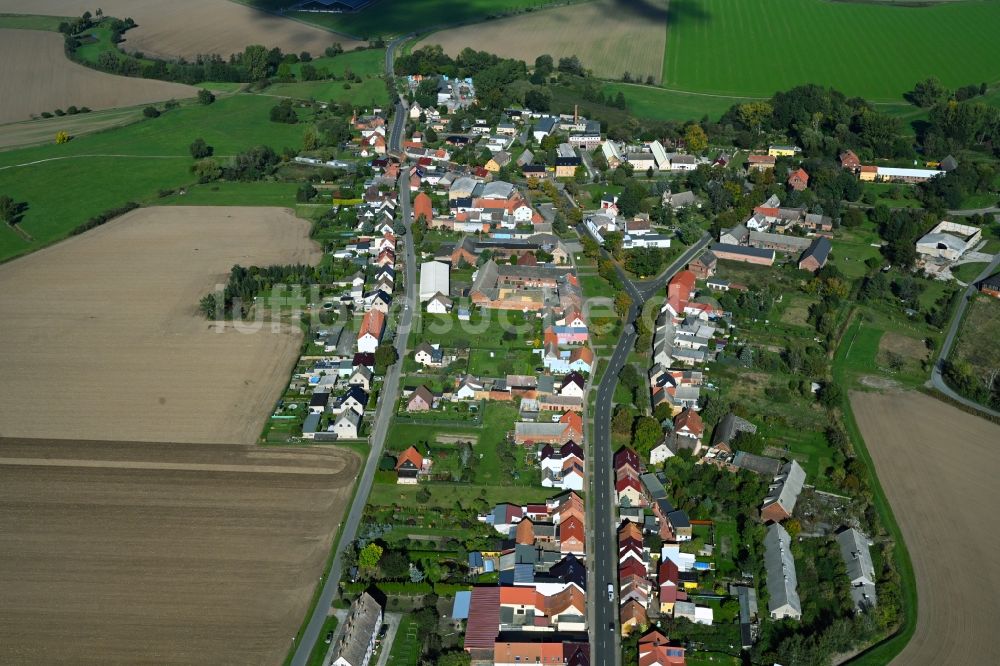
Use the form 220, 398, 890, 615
768, 145, 800, 157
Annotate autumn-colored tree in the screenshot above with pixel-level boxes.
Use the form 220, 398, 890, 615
55, 131, 70, 144
614, 291, 632, 319
358, 543, 383, 571
684, 124, 708, 153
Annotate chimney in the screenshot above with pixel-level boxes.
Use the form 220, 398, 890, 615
574, 104, 579, 124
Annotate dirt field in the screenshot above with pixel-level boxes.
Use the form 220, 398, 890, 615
0, 206, 321, 444
0, 0, 363, 59
0, 438, 360, 664
0, 29, 197, 124
851, 390, 1000, 665
419, 0, 667, 83
0, 104, 143, 149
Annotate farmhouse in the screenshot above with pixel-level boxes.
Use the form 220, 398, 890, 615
710, 243, 775, 266
356, 310, 385, 353
760, 461, 806, 523
747, 154, 775, 171
916, 221, 982, 262
426, 292, 453, 313
768, 145, 800, 157
419, 261, 451, 301
627, 152, 657, 171
837, 527, 878, 612
555, 144, 581, 178
414, 342, 444, 367
407, 385, 436, 412
876, 166, 943, 183
396, 445, 431, 484
787, 168, 809, 191
332, 409, 361, 440
330, 591, 383, 666
719, 224, 749, 246
688, 251, 717, 279
763, 523, 801, 621
839, 150, 861, 170
798, 237, 832, 272
978, 272, 1000, 298
749, 231, 813, 254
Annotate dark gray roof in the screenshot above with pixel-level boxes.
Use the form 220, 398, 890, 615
763, 523, 801, 617
331, 591, 382, 666
711, 243, 775, 260
800, 236, 832, 266
711, 412, 758, 447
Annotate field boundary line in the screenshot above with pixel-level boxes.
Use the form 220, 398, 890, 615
0, 154, 231, 170
0, 457, 344, 475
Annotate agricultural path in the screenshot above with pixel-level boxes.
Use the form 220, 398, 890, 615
289, 38, 414, 666
589, 234, 711, 666
929, 252, 1000, 418
0, 154, 203, 171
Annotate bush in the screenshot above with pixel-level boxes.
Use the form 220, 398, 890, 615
66, 105, 79, 115
197, 88, 215, 105
143, 106, 160, 118
40, 112, 53, 119
189, 138, 213, 159
70, 202, 139, 235
269, 99, 298, 124
54, 109, 65, 116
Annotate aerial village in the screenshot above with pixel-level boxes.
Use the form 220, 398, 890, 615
264, 67, 993, 666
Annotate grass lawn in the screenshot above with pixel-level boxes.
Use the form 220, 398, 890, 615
306, 616, 338, 666
0, 12, 67, 30
0, 95, 311, 262
950, 294, 1000, 383
368, 480, 553, 509
248, 0, 573, 38
415, 311, 542, 349
264, 76, 389, 106
579, 273, 615, 300
951, 262, 990, 283
829, 223, 884, 279
861, 182, 923, 209
602, 82, 757, 123
831, 313, 918, 665
158, 181, 301, 206
289, 49, 385, 79
385, 615, 420, 666
663, 0, 1000, 101
467, 347, 539, 376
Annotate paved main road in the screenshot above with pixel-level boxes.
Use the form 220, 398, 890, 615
589, 235, 710, 666
289, 145, 417, 666
928, 252, 1000, 418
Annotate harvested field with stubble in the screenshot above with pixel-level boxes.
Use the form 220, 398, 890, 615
0, 0, 362, 59
0, 29, 196, 124
0, 206, 321, 444
0, 438, 360, 665
419, 0, 667, 83
852, 390, 1000, 665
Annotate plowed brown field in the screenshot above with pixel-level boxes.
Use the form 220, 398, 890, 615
851, 390, 1000, 665
0, 438, 360, 664
0, 206, 321, 444
0, 0, 362, 60
0, 29, 197, 124
419, 0, 667, 83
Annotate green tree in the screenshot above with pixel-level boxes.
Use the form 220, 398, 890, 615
684, 124, 708, 152
633, 416, 662, 456
375, 344, 399, 372
817, 381, 843, 408
379, 550, 409, 579
614, 291, 632, 319
358, 543, 383, 570
242, 44, 270, 81
612, 405, 634, 435
142, 106, 160, 118
197, 89, 215, 105
192, 158, 221, 183
437, 651, 472, 666
189, 138, 213, 159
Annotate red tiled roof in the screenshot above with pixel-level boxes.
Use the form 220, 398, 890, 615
359, 309, 385, 339
464, 587, 501, 650
673, 408, 704, 436
413, 191, 432, 221
395, 445, 423, 471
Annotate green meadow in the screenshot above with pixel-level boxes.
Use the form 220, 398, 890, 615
0, 95, 310, 261
663, 0, 1000, 101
